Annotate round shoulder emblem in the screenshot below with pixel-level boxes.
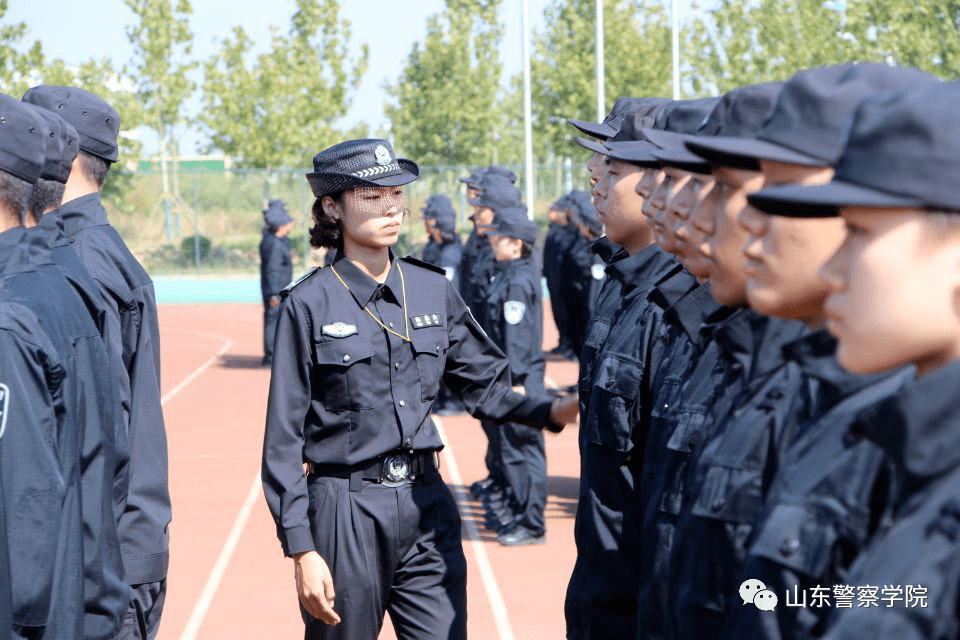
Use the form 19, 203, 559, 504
374, 144, 392, 166
591, 263, 606, 280
504, 300, 526, 325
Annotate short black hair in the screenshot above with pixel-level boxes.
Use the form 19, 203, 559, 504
0, 171, 35, 225
27, 178, 66, 225
310, 191, 345, 250
78, 150, 111, 187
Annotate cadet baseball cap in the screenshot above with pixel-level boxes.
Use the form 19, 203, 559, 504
469, 176, 522, 210
22, 102, 79, 183
459, 167, 485, 186
484, 205, 538, 245
0, 94, 46, 183
306, 139, 419, 198
568, 190, 601, 234
569, 97, 673, 141
263, 199, 292, 230
485, 165, 518, 184
23, 85, 121, 162
549, 193, 572, 213
649, 82, 785, 173
603, 97, 720, 166
686, 63, 938, 171
423, 193, 456, 224
745, 81, 960, 217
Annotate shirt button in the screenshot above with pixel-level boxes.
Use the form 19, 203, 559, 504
711, 498, 726, 511
389, 322, 394, 328
780, 538, 800, 557
395, 362, 400, 369
342, 354, 351, 362
399, 400, 406, 407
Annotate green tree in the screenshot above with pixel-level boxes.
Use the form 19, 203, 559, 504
0, 0, 43, 96
200, 0, 368, 169
385, 0, 505, 166
531, 0, 673, 159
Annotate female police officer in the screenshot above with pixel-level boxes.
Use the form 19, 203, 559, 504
262, 139, 576, 640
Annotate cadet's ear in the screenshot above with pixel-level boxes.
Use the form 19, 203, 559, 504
322, 195, 343, 222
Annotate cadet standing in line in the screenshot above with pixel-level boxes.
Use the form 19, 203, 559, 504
420, 193, 465, 416
563, 189, 605, 358
22, 99, 131, 640
698, 63, 936, 640
727, 80, 960, 640
24, 85, 171, 640
0, 94, 87, 640
482, 205, 550, 546
261, 139, 576, 640
260, 198, 294, 367
542, 193, 579, 360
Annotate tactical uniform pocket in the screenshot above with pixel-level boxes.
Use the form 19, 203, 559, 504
314, 337, 375, 411
585, 355, 643, 452
11, 491, 60, 627
411, 329, 449, 403
658, 411, 709, 515
749, 503, 838, 578
691, 464, 763, 524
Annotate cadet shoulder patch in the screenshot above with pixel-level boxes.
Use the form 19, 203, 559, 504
591, 263, 606, 280
281, 267, 320, 297
504, 301, 526, 325
443, 266, 456, 282
0, 382, 8, 440
399, 255, 447, 277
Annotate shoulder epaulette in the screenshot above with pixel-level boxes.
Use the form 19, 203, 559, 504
281, 267, 321, 297
400, 255, 447, 276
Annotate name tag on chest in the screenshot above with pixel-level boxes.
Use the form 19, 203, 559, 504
410, 313, 443, 329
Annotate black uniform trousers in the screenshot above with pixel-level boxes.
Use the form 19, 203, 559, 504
303, 471, 467, 640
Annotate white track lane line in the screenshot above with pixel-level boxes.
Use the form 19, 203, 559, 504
161, 338, 233, 406
434, 416, 517, 640
180, 471, 262, 640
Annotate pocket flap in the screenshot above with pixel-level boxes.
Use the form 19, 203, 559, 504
314, 337, 374, 366
593, 355, 643, 399
691, 464, 763, 524
410, 329, 448, 357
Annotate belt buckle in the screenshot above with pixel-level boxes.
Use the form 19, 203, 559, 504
381, 453, 412, 487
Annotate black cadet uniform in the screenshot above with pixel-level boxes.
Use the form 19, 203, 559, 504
260, 199, 294, 365
0, 462, 11, 640
26, 101, 130, 639
723, 332, 911, 640
565, 243, 678, 640
482, 208, 548, 542
563, 191, 604, 358
263, 251, 560, 639
25, 86, 171, 633
458, 227, 494, 327
542, 195, 579, 356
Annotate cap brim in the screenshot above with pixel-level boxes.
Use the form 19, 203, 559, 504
574, 136, 608, 155
603, 140, 662, 166
306, 158, 419, 198
746, 180, 925, 218
641, 128, 692, 151
568, 119, 615, 140
652, 147, 711, 174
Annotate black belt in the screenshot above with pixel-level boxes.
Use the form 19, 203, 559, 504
309, 450, 439, 490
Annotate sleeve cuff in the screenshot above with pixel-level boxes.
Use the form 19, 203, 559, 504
281, 526, 316, 557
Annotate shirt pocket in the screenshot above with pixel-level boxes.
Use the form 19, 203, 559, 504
749, 503, 838, 579
691, 463, 763, 525
10, 490, 60, 627
411, 328, 449, 403
313, 337, 376, 411
585, 355, 643, 452
659, 411, 708, 515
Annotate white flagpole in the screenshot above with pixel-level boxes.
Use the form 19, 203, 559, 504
672, 0, 680, 99
596, 0, 605, 121
523, 0, 535, 220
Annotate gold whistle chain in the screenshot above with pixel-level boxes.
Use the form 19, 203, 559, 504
330, 263, 411, 342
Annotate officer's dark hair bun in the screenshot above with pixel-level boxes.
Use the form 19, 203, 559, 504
310, 192, 344, 250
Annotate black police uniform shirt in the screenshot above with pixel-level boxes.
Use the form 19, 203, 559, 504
670, 315, 810, 639
816, 358, 960, 639
722, 332, 911, 640
59, 192, 170, 585
482, 256, 544, 391
0, 465, 11, 640
458, 228, 495, 330
0, 243, 84, 637
260, 227, 293, 304
421, 235, 463, 288
565, 242, 678, 640
33, 214, 131, 637
542, 223, 579, 348
262, 252, 556, 557
563, 231, 605, 355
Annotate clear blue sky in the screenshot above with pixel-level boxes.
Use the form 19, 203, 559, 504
8, 0, 552, 155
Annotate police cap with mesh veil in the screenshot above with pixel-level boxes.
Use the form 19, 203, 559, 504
306, 139, 419, 198
22, 103, 80, 184
23, 85, 120, 162
0, 94, 46, 184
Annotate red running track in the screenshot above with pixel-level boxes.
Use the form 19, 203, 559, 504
156, 302, 582, 639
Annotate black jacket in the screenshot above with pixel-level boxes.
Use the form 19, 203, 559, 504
483, 257, 544, 389
260, 229, 293, 304
422, 235, 463, 288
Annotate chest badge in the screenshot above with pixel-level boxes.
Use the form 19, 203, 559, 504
322, 322, 358, 338
591, 263, 606, 280
504, 301, 526, 325
410, 313, 443, 329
